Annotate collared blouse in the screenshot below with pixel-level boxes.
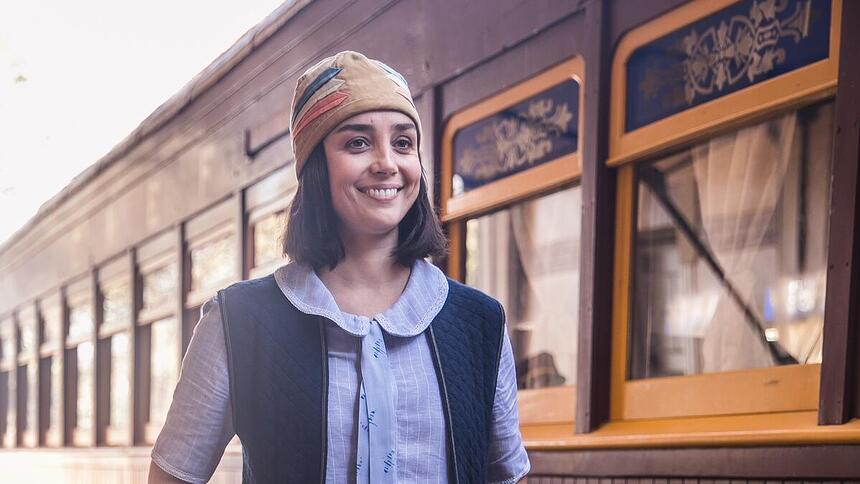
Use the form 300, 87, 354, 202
152, 259, 530, 483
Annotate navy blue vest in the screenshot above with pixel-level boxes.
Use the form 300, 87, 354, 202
218, 274, 505, 484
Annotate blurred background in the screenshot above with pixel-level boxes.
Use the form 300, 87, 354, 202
1, 0, 859, 482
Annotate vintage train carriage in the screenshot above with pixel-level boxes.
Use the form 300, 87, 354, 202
0, 0, 858, 481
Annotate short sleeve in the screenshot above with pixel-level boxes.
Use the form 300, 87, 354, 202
151, 296, 236, 484
487, 325, 531, 483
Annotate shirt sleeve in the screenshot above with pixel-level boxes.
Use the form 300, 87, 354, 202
487, 325, 531, 483
151, 295, 236, 484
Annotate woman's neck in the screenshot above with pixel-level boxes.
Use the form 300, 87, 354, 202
316, 227, 411, 316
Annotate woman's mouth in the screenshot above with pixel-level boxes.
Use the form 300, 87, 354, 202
360, 187, 401, 201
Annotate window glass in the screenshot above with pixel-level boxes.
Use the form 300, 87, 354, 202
631, 102, 833, 379
102, 281, 131, 327
149, 317, 178, 425
0, 371, 7, 440
25, 362, 36, 434
76, 341, 94, 433
190, 235, 236, 291
143, 262, 178, 311
68, 302, 94, 342
109, 332, 130, 433
254, 211, 286, 269
19, 319, 35, 355
42, 304, 62, 347
466, 185, 581, 389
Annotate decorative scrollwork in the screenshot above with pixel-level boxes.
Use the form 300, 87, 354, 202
457, 98, 573, 181
683, 0, 811, 104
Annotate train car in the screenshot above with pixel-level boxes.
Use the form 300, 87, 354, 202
0, 0, 858, 481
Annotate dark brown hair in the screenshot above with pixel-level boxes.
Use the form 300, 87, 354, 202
283, 144, 447, 270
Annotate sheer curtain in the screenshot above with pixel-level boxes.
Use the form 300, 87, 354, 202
692, 113, 798, 372
510, 187, 581, 388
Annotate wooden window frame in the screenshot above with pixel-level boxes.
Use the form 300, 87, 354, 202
97, 254, 136, 447
137, 231, 182, 445
246, 166, 296, 280
16, 305, 39, 448
0, 316, 15, 448
441, 56, 585, 427
37, 291, 65, 448
440, 56, 585, 224
248, 196, 292, 280
601, 0, 853, 442
65, 275, 97, 448
186, 225, 238, 308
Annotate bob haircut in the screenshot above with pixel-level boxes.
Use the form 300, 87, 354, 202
283, 144, 447, 270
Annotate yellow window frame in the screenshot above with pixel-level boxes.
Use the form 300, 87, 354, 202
608, 0, 844, 427
441, 56, 585, 426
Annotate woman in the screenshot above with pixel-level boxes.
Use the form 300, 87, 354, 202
149, 51, 529, 484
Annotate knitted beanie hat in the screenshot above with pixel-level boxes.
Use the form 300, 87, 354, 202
289, 51, 422, 175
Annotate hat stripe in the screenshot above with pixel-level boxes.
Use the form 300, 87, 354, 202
293, 78, 345, 129
293, 91, 350, 136
293, 66, 342, 122
372, 60, 409, 89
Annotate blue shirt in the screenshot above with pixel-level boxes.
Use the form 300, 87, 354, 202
152, 259, 530, 483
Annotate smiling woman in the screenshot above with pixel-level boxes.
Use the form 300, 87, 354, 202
148, 51, 530, 484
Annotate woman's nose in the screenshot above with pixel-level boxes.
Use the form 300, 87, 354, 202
371, 147, 398, 175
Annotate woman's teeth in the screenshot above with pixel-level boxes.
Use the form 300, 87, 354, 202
364, 188, 399, 200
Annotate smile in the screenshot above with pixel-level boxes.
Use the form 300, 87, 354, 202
360, 187, 401, 201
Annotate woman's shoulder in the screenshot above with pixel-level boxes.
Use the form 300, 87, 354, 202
444, 277, 504, 320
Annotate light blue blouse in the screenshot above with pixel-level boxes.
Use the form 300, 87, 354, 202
152, 259, 530, 483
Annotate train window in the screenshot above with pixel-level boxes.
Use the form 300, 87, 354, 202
0, 317, 14, 447
466, 186, 581, 390
442, 57, 584, 425
608, 0, 841, 422
138, 235, 181, 445
142, 262, 178, 313
253, 210, 286, 272
190, 234, 236, 293
246, 167, 295, 280
17, 307, 38, 447
146, 315, 178, 442
99, 273, 132, 446
39, 296, 64, 447
631, 102, 833, 379
66, 288, 95, 447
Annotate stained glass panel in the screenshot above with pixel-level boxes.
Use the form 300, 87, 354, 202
190, 235, 236, 291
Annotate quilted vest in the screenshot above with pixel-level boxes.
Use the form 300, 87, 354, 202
218, 274, 505, 484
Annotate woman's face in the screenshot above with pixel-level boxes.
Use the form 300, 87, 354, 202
322, 110, 421, 239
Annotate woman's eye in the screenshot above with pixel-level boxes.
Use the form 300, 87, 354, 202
347, 138, 369, 149
394, 137, 413, 150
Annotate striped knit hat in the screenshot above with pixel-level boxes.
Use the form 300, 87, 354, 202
290, 51, 422, 175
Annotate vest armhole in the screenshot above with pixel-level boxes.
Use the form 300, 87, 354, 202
217, 289, 241, 436
491, 299, 506, 406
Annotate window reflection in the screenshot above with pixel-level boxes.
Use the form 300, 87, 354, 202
69, 303, 94, 342
191, 235, 236, 291
76, 341, 94, 435
254, 211, 286, 269
466, 185, 581, 389
631, 102, 833, 379
103, 282, 131, 327
0, 371, 8, 442
109, 332, 130, 434
149, 317, 178, 426
143, 263, 178, 311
